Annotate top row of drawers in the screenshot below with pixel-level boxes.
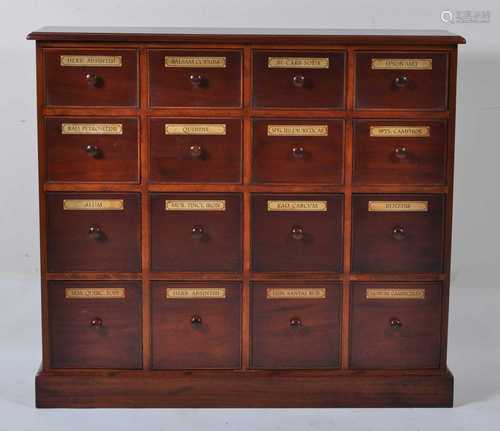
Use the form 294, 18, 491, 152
43, 49, 449, 110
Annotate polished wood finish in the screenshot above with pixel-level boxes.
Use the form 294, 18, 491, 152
350, 282, 442, 369
149, 118, 242, 183
252, 119, 344, 184
149, 49, 241, 107
150, 193, 242, 272
351, 194, 445, 273
43, 48, 138, 107
151, 281, 241, 369
252, 282, 341, 369
253, 51, 345, 108
251, 194, 343, 272
30, 28, 463, 408
46, 193, 141, 272
353, 119, 447, 185
48, 281, 142, 369
46, 117, 139, 183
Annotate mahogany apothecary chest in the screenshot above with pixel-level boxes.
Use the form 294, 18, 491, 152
27, 27, 465, 407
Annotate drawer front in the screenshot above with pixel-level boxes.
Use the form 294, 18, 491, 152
150, 193, 242, 272
353, 120, 447, 185
351, 194, 444, 273
49, 281, 142, 369
350, 282, 442, 369
150, 118, 242, 183
152, 282, 241, 369
252, 282, 341, 369
46, 117, 139, 183
149, 50, 242, 107
253, 51, 346, 108
252, 119, 344, 184
252, 194, 343, 272
355, 52, 449, 110
47, 193, 141, 272
44, 49, 138, 107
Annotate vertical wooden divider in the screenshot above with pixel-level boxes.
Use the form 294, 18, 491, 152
139, 46, 152, 370
341, 47, 355, 369
242, 46, 252, 369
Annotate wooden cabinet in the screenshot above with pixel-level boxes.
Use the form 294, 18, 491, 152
29, 27, 464, 408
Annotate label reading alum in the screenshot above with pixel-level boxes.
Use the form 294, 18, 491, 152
60, 55, 122, 67
166, 288, 226, 299
165, 200, 226, 211
63, 199, 124, 211
368, 201, 428, 212
61, 123, 123, 135
266, 288, 327, 299
371, 58, 432, 70
164, 124, 226, 136
267, 200, 327, 212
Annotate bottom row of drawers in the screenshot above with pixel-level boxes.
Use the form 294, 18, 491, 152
48, 281, 442, 370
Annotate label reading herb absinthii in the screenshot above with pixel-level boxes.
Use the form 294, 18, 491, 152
60, 55, 122, 67
166, 288, 226, 299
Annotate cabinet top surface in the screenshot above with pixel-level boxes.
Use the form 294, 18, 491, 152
27, 26, 465, 44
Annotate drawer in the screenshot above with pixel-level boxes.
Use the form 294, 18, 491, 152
149, 50, 242, 107
150, 193, 242, 272
46, 117, 139, 183
44, 49, 138, 107
350, 282, 442, 369
48, 281, 142, 369
151, 282, 241, 369
351, 194, 444, 273
252, 194, 343, 272
253, 51, 345, 108
353, 120, 447, 185
251, 282, 341, 369
252, 119, 344, 184
46, 193, 141, 272
355, 52, 448, 110
150, 118, 242, 183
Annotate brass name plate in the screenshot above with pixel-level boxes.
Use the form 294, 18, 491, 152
165, 200, 226, 211
268, 200, 327, 212
60, 55, 122, 67
370, 126, 430, 138
166, 288, 226, 299
366, 288, 426, 300
65, 288, 126, 299
63, 199, 124, 211
165, 56, 226, 68
267, 125, 328, 137
371, 58, 432, 70
267, 57, 329, 69
61, 123, 123, 135
165, 124, 226, 136
266, 288, 326, 299
368, 201, 428, 212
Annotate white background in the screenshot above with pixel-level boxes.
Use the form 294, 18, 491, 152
0, 0, 499, 429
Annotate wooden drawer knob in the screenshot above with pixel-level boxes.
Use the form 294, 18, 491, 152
392, 226, 406, 241
90, 317, 103, 328
291, 225, 305, 240
191, 225, 204, 240
85, 144, 102, 159
289, 317, 303, 329
191, 314, 202, 328
88, 224, 103, 240
389, 317, 402, 330
189, 144, 203, 159
292, 74, 306, 87
393, 75, 409, 88
189, 74, 204, 86
292, 146, 305, 159
394, 146, 408, 160
85, 73, 103, 88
